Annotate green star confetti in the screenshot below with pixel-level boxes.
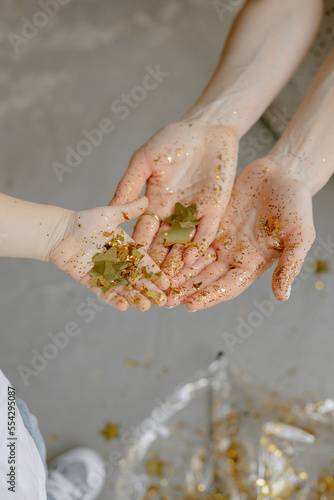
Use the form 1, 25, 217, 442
88, 233, 162, 301
159, 203, 200, 246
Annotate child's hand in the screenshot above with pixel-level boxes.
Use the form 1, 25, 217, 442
48, 197, 169, 312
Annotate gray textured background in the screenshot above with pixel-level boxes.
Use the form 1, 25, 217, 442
1, 1, 333, 498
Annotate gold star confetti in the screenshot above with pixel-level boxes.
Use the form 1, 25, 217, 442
312, 259, 330, 274
100, 422, 120, 441
125, 359, 137, 368
89, 233, 161, 301
47, 433, 60, 443
144, 485, 161, 498
145, 453, 165, 477
159, 203, 199, 246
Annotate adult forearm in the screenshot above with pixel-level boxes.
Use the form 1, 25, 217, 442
269, 48, 334, 196
183, 0, 323, 138
0, 193, 73, 261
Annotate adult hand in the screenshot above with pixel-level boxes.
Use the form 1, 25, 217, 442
49, 197, 169, 312
110, 121, 238, 264
167, 158, 315, 310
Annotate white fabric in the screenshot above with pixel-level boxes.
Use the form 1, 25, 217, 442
0, 370, 46, 500
47, 470, 82, 500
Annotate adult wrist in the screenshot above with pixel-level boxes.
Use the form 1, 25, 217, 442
266, 150, 312, 192
181, 103, 240, 139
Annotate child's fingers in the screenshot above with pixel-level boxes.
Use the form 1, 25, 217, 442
135, 247, 170, 291
80, 274, 129, 311
115, 287, 152, 312
131, 213, 161, 251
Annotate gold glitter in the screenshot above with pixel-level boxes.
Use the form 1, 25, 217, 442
315, 280, 324, 290
47, 433, 60, 443
312, 259, 329, 273
146, 485, 161, 498
145, 453, 165, 477
125, 359, 136, 368
89, 234, 161, 295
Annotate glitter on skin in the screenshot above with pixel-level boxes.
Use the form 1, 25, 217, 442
167, 158, 315, 310
112, 122, 239, 269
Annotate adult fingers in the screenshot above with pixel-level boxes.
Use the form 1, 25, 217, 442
161, 243, 185, 277
167, 260, 229, 307
183, 215, 220, 264
169, 247, 217, 289
149, 223, 170, 266
272, 226, 315, 302
109, 149, 151, 205
185, 268, 253, 311
131, 213, 161, 251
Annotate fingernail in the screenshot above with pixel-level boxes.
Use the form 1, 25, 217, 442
188, 309, 197, 313
286, 284, 292, 300
166, 305, 175, 309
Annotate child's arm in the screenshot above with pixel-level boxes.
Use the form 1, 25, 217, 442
0, 193, 73, 261
0, 194, 169, 311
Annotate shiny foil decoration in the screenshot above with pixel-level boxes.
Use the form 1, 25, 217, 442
115, 358, 334, 500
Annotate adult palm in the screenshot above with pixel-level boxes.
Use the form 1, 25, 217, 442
167, 158, 315, 310
110, 121, 239, 263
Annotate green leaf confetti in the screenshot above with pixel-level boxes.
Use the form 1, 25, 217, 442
88, 233, 162, 302
159, 203, 200, 246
